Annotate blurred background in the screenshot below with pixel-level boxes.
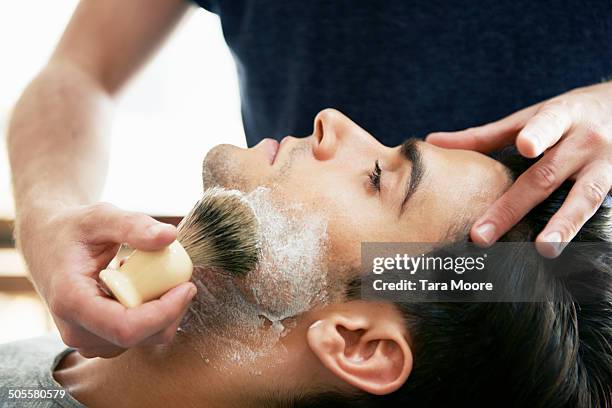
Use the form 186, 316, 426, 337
0, 1, 244, 344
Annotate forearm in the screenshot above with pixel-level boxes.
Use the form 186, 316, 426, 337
8, 60, 113, 233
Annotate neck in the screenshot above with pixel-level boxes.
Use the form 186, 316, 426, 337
54, 333, 270, 408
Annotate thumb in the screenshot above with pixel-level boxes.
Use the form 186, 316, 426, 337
426, 104, 539, 153
81, 204, 177, 250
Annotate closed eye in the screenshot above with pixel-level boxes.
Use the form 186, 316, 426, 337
368, 160, 382, 191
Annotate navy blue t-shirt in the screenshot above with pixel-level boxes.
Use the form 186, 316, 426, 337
191, 0, 612, 147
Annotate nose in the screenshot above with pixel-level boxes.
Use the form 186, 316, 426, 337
312, 108, 344, 161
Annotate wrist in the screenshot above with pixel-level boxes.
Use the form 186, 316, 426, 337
13, 194, 82, 247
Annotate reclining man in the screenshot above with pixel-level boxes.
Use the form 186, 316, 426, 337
1, 109, 611, 407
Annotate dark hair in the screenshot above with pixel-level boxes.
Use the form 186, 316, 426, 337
290, 154, 612, 408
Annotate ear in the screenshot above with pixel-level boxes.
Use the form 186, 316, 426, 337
306, 302, 412, 395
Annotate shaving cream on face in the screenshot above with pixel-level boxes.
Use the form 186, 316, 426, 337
180, 187, 329, 367
242, 187, 329, 320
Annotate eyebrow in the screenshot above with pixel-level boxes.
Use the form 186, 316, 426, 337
399, 138, 425, 215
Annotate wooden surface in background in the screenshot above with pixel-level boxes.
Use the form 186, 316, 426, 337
0, 219, 14, 247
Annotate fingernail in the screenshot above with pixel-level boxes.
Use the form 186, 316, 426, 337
475, 223, 496, 245
542, 231, 565, 256
543, 231, 562, 243
531, 134, 541, 152
525, 133, 543, 156
186, 286, 197, 300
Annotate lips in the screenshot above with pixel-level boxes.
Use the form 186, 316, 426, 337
263, 138, 280, 165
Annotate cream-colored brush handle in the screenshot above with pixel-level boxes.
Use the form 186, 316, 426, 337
99, 240, 193, 308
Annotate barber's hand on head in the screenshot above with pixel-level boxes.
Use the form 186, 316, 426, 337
22, 203, 197, 358
426, 81, 612, 257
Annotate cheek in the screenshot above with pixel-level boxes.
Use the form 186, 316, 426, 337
323, 192, 396, 277
267, 160, 394, 275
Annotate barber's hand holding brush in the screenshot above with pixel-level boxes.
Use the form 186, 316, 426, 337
16, 202, 197, 358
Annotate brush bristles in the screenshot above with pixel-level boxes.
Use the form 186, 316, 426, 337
177, 187, 260, 277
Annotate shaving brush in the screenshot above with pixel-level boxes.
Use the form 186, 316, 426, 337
99, 187, 260, 308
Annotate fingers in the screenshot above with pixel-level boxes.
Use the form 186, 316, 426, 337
55, 281, 195, 357
78, 303, 188, 357
80, 203, 177, 250
72, 281, 196, 349
535, 162, 612, 257
141, 299, 191, 346
426, 104, 539, 152
77, 300, 190, 357
470, 139, 585, 246
54, 316, 128, 358
516, 100, 573, 158
73, 301, 189, 358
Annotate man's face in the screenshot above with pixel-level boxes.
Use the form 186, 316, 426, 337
202, 109, 511, 272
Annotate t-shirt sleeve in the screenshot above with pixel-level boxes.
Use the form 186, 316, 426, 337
0, 335, 85, 408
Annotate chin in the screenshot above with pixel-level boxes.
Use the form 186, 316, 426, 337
201, 144, 246, 191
